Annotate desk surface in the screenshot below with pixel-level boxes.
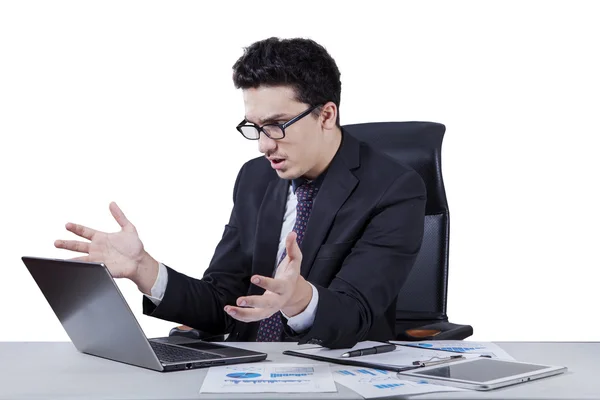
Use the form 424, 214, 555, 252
0, 341, 598, 400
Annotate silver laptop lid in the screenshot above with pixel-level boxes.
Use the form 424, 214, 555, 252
22, 256, 163, 371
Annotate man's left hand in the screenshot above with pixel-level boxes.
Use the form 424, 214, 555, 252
224, 231, 313, 322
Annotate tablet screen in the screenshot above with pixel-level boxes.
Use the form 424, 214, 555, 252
416, 358, 547, 382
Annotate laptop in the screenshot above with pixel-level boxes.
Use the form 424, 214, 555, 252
21, 256, 267, 372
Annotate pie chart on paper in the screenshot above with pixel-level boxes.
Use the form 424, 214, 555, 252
226, 372, 262, 379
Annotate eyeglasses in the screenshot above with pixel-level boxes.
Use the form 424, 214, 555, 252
236, 105, 321, 140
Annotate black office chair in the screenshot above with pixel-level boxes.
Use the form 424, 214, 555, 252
170, 121, 473, 342
343, 121, 472, 341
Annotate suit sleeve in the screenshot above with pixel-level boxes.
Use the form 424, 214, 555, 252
141, 165, 252, 335
294, 169, 426, 348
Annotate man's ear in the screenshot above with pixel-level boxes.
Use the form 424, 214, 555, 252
320, 102, 338, 130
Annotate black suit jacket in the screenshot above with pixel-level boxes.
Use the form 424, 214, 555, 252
143, 130, 426, 348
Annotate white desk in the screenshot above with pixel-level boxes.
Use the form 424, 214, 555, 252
0, 341, 597, 399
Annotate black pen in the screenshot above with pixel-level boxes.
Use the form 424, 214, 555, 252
341, 343, 396, 358
412, 355, 465, 367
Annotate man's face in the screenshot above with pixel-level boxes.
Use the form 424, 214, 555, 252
242, 86, 323, 180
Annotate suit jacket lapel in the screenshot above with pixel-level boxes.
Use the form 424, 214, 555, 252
250, 177, 288, 295
300, 131, 360, 278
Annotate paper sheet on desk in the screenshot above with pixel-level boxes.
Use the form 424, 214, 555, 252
288, 340, 479, 370
391, 340, 515, 360
199, 363, 337, 393
331, 366, 467, 398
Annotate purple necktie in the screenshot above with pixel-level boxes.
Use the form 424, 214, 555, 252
255, 181, 319, 342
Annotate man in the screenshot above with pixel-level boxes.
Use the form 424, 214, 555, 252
55, 37, 426, 349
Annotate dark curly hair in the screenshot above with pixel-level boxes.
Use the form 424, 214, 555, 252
232, 37, 341, 126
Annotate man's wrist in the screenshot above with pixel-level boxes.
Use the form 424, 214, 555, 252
281, 277, 313, 317
131, 251, 159, 295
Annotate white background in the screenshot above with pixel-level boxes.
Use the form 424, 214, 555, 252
1, 1, 598, 342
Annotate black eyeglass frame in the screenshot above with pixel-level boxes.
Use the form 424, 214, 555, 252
236, 104, 322, 140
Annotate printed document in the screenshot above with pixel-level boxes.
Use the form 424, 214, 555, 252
332, 366, 467, 398
391, 340, 515, 360
199, 363, 337, 393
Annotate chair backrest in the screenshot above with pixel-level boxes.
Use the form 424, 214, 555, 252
343, 122, 450, 323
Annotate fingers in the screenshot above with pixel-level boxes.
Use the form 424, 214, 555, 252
285, 231, 302, 261
235, 294, 277, 310
63, 202, 133, 239
226, 272, 297, 322
109, 201, 132, 230
68, 256, 89, 262
250, 275, 286, 294
54, 240, 90, 254
224, 305, 275, 323
65, 223, 97, 240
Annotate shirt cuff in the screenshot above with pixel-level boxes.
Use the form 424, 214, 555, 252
281, 282, 319, 333
144, 262, 168, 306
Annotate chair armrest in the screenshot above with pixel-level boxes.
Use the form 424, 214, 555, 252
396, 321, 473, 341
169, 325, 226, 342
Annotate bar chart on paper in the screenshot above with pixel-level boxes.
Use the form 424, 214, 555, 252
332, 367, 466, 399
392, 340, 515, 360
337, 369, 390, 376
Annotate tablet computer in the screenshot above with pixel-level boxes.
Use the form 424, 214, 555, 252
397, 357, 567, 391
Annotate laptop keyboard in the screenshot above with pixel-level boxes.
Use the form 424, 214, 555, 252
150, 341, 216, 363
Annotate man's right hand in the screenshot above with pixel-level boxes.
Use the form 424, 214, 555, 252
54, 201, 159, 295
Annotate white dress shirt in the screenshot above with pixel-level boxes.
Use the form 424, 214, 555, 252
145, 183, 319, 333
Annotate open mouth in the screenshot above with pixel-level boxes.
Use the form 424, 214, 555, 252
269, 158, 286, 170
